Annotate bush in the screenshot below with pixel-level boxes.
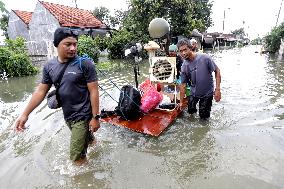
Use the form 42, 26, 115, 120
264, 22, 284, 53
77, 35, 100, 63
107, 29, 135, 59
0, 37, 38, 77
93, 36, 109, 52
251, 37, 262, 45
7, 53, 38, 77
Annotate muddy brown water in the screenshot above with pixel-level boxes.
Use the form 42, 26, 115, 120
0, 46, 283, 189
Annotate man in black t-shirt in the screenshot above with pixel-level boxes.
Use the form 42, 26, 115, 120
15, 27, 100, 165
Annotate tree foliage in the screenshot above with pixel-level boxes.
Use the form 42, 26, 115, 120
0, 0, 8, 39
251, 37, 262, 45
77, 35, 100, 62
91, 1, 213, 59
122, 0, 213, 39
231, 28, 246, 38
93, 6, 126, 28
0, 0, 8, 14
264, 22, 284, 53
93, 36, 109, 52
107, 29, 135, 59
0, 37, 38, 77
93, 7, 110, 23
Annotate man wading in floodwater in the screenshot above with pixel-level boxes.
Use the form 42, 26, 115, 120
177, 38, 221, 119
15, 27, 100, 165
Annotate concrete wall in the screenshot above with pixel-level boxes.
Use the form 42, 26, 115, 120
278, 38, 284, 60
8, 1, 106, 60
28, 2, 60, 59
7, 11, 30, 41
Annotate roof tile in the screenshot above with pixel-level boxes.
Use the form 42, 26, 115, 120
13, 10, 33, 25
39, 1, 104, 28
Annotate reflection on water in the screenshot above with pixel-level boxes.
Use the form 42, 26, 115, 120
0, 46, 284, 189
0, 75, 40, 103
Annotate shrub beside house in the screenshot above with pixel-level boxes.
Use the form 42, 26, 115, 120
7, 1, 108, 61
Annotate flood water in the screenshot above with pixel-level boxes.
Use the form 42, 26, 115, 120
0, 46, 284, 189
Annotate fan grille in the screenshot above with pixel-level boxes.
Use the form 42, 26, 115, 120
152, 59, 172, 80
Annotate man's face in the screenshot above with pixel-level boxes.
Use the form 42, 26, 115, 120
191, 42, 197, 51
57, 37, 77, 59
168, 51, 177, 57
178, 44, 193, 60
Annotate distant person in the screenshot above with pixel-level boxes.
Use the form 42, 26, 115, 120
177, 38, 221, 119
168, 44, 183, 80
15, 27, 100, 165
190, 38, 199, 52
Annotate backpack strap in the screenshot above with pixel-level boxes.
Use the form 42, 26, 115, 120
71, 54, 93, 75
54, 63, 68, 89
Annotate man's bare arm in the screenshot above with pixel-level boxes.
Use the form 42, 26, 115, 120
214, 68, 221, 102
15, 83, 51, 131
87, 81, 100, 132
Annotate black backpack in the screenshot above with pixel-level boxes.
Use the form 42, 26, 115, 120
115, 85, 141, 120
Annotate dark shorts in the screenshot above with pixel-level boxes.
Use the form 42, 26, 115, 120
66, 120, 94, 161
187, 95, 213, 119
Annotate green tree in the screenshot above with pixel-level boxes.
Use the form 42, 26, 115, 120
251, 37, 262, 45
77, 35, 100, 62
0, 0, 8, 14
93, 6, 110, 23
0, 37, 38, 77
107, 29, 135, 59
92, 6, 124, 28
0, 0, 9, 39
264, 22, 284, 53
0, 14, 8, 39
122, 0, 213, 39
231, 28, 246, 38
111, 9, 128, 29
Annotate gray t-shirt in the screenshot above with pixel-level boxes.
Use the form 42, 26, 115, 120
180, 54, 217, 97
42, 56, 98, 121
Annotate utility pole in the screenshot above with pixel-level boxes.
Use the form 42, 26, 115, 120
222, 9, 225, 33
72, 0, 78, 8
222, 8, 230, 34
276, 0, 284, 27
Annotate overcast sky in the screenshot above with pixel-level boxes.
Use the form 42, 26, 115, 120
208, 0, 284, 38
1, 0, 284, 39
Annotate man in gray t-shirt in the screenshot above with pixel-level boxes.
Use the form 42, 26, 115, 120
177, 39, 221, 119
15, 27, 100, 165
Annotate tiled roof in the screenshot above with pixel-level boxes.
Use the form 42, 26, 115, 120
13, 10, 33, 25
39, 1, 104, 28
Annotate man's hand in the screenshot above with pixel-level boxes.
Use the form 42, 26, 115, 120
89, 119, 100, 133
14, 83, 50, 132
15, 115, 28, 132
214, 88, 221, 102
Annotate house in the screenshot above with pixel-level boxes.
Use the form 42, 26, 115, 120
7, 0, 106, 60
7, 10, 33, 41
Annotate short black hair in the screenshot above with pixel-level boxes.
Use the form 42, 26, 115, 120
177, 38, 192, 49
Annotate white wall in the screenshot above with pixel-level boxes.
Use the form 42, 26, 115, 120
28, 2, 60, 58
7, 11, 30, 41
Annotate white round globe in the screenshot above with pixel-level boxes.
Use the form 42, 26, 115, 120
148, 18, 170, 39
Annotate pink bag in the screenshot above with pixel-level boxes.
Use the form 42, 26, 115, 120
139, 79, 151, 93
139, 80, 163, 113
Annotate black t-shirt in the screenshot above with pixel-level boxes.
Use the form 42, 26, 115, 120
42, 56, 98, 121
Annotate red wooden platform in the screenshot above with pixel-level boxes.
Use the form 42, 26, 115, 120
100, 103, 186, 136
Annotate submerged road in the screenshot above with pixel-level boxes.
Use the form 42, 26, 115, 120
0, 45, 283, 189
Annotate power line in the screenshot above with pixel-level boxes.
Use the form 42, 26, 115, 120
276, 0, 284, 27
